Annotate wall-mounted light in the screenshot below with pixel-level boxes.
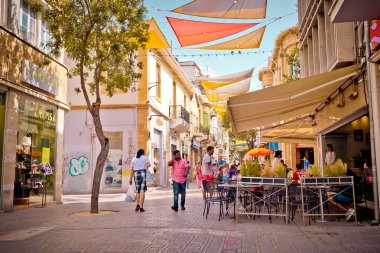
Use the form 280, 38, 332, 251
336, 91, 345, 108
311, 116, 317, 127
349, 80, 358, 100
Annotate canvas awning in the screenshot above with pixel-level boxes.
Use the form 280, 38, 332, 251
200, 68, 253, 90
166, 17, 258, 47
171, 0, 267, 19
194, 26, 266, 50
228, 64, 359, 133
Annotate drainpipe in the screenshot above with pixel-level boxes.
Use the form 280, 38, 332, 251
364, 21, 379, 225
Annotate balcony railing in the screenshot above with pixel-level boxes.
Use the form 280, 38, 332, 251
169, 105, 190, 124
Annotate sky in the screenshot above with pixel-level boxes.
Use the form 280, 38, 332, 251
144, 0, 298, 91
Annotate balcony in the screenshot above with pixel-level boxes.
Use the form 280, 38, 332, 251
169, 105, 190, 134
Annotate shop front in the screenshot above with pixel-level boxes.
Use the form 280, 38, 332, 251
0, 27, 68, 212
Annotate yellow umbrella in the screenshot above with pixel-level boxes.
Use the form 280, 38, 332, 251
246, 148, 274, 157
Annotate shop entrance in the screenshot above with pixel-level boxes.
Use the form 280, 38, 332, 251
0, 91, 6, 208
104, 131, 123, 188
153, 129, 163, 185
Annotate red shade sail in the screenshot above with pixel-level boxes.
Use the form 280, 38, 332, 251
166, 17, 258, 47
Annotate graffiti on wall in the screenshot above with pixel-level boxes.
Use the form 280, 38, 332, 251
63, 153, 91, 183
69, 156, 90, 176
122, 130, 136, 176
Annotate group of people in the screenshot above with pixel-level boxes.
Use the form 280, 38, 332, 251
127, 146, 237, 213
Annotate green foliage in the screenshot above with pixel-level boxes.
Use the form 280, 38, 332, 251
241, 160, 260, 177
309, 164, 320, 177
42, 0, 149, 99
275, 164, 287, 178
261, 161, 275, 177
323, 159, 347, 177
282, 47, 300, 84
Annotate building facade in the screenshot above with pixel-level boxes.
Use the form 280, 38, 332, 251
0, 0, 68, 212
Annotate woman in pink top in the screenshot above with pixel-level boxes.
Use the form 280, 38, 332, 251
195, 160, 202, 189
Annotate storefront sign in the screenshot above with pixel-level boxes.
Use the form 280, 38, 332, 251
21, 60, 59, 96
42, 147, 50, 163
192, 139, 200, 149
269, 142, 279, 151
370, 20, 380, 51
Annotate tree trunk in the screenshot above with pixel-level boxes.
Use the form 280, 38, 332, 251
90, 105, 109, 213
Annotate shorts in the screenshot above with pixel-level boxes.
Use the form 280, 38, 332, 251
202, 180, 212, 191
332, 193, 353, 204
134, 170, 147, 193
203, 174, 213, 182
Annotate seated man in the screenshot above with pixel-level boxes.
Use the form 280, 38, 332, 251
327, 168, 362, 221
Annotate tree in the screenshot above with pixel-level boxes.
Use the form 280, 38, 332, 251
281, 47, 300, 84
41, 0, 149, 213
221, 111, 257, 152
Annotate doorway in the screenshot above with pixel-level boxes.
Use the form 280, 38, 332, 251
0, 91, 6, 207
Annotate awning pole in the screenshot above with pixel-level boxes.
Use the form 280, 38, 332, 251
364, 21, 379, 224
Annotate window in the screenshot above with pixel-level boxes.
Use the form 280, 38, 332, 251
155, 63, 161, 100
203, 112, 210, 129
39, 20, 51, 53
21, 1, 36, 45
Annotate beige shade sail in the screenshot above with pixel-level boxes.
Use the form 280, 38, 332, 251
200, 68, 253, 90
228, 64, 360, 133
213, 103, 227, 118
171, 0, 267, 19
194, 26, 266, 50
210, 78, 251, 94
261, 120, 316, 144
146, 18, 170, 48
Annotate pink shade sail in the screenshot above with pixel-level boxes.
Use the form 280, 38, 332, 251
171, 0, 267, 19
166, 17, 258, 47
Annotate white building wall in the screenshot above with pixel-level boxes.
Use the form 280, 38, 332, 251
63, 108, 137, 193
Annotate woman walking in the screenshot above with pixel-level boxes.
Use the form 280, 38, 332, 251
195, 160, 203, 189
129, 149, 151, 212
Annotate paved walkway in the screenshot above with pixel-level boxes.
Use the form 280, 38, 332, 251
1, 184, 380, 253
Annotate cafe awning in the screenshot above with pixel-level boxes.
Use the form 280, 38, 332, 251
228, 64, 359, 133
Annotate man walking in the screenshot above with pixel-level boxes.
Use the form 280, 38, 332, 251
168, 150, 187, 212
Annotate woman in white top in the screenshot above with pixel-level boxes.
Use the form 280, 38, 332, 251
325, 144, 336, 165
129, 149, 151, 212
271, 150, 282, 168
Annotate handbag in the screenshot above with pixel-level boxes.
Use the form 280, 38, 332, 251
124, 186, 136, 203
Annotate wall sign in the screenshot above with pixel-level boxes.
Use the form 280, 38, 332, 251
22, 60, 59, 96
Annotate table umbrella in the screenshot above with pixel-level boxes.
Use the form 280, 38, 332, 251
246, 148, 274, 157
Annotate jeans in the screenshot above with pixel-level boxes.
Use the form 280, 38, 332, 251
173, 181, 186, 207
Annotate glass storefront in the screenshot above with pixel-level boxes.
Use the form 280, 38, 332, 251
14, 96, 56, 205
104, 131, 123, 188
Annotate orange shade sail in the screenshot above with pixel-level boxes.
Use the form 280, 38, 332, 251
246, 148, 274, 157
166, 17, 258, 47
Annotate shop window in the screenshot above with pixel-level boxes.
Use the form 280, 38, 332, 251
104, 132, 123, 188
21, 1, 36, 45
0, 92, 6, 207
15, 96, 57, 205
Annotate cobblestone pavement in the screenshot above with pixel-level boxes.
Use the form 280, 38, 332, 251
1, 184, 380, 253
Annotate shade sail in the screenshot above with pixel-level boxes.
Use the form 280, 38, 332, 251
147, 18, 170, 49
213, 103, 227, 117
210, 78, 251, 94
228, 64, 359, 133
166, 17, 258, 47
200, 68, 254, 90
206, 93, 236, 103
195, 26, 266, 50
171, 0, 267, 19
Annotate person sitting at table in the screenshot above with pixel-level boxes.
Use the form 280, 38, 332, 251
291, 163, 303, 183
219, 163, 230, 182
229, 164, 237, 180
327, 168, 362, 221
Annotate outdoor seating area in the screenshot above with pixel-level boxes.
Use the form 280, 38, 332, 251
202, 175, 367, 226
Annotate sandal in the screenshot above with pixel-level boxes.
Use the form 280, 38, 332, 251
135, 205, 140, 211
